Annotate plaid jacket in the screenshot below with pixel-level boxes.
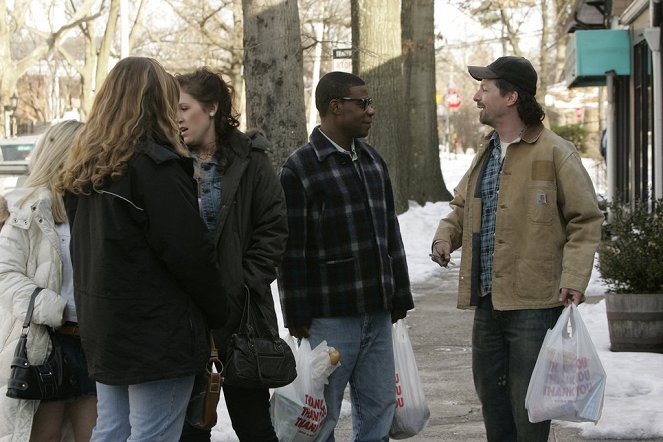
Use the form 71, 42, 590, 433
277, 127, 413, 327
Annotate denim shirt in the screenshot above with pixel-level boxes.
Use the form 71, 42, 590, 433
194, 156, 223, 233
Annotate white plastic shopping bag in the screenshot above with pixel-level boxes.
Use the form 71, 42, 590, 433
525, 304, 606, 423
270, 337, 340, 441
390, 318, 430, 439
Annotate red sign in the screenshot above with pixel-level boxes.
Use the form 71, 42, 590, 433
446, 90, 461, 111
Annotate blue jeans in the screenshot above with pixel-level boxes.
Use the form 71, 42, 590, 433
92, 376, 195, 442
473, 295, 562, 442
307, 310, 395, 442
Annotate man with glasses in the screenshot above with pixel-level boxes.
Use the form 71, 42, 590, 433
278, 71, 414, 441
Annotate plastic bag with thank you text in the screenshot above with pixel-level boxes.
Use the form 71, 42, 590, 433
525, 304, 606, 423
270, 337, 340, 441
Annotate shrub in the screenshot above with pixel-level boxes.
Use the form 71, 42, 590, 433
599, 199, 663, 293
551, 124, 589, 154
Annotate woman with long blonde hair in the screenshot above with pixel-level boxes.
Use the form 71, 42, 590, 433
60, 57, 227, 441
0, 120, 97, 441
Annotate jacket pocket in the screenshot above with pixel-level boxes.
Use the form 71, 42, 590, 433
319, 256, 356, 287
527, 184, 555, 225
514, 256, 553, 300
324, 256, 354, 265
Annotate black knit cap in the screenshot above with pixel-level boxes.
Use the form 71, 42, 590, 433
468, 56, 537, 96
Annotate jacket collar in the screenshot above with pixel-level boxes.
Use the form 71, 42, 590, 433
520, 122, 545, 144
134, 137, 181, 164
483, 122, 544, 146
227, 129, 273, 158
310, 126, 375, 163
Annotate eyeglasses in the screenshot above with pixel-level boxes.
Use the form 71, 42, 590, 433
335, 97, 373, 110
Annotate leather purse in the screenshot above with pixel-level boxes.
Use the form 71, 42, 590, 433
186, 337, 223, 430
6, 287, 78, 401
224, 286, 297, 389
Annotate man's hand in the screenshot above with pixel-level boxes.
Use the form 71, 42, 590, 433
288, 325, 310, 339
391, 308, 406, 324
559, 288, 583, 306
430, 240, 452, 267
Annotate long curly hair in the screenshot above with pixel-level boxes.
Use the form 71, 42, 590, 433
176, 68, 239, 171
60, 57, 186, 195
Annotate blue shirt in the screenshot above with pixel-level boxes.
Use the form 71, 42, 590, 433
479, 134, 502, 296
193, 155, 223, 233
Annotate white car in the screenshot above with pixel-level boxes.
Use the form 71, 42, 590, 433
0, 135, 39, 194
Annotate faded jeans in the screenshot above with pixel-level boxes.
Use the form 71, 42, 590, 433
473, 295, 563, 442
92, 376, 195, 442
307, 310, 395, 442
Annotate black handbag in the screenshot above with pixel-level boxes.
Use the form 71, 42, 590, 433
224, 286, 296, 389
6, 287, 78, 401
186, 337, 224, 430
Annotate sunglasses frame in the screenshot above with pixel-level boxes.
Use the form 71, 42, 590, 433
335, 97, 373, 110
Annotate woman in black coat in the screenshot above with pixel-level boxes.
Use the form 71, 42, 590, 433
176, 68, 288, 441
60, 57, 226, 441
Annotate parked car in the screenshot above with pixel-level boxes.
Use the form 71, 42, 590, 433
0, 135, 39, 194
0, 135, 39, 162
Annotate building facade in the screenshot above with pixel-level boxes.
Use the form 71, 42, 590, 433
566, 0, 662, 204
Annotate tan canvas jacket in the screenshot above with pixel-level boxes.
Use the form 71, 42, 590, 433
433, 123, 604, 310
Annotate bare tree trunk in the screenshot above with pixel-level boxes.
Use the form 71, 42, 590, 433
95, 0, 120, 98
553, 0, 571, 84
230, 0, 244, 119
351, 0, 408, 213
242, 0, 308, 171
78, 30, 96, 119
57, 0, 122, 119
402, 0, 452, 203
538, 0, 550, 102
499, 6, 523, 55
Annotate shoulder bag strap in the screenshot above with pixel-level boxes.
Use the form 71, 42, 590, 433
252, 297, 279, 338
22, 287, 44, 331
209, 336, 224, 375
237, 286, 254, 335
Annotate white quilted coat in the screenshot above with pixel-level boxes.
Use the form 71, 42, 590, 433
0, 188, 68, 441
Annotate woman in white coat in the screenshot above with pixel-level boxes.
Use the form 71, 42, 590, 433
0, 121, 96, 441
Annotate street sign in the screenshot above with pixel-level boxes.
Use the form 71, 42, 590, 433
332, 48, 353, 73
332, 48, 353, 59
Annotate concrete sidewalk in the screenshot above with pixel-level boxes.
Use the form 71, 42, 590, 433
333, 265, 663, 441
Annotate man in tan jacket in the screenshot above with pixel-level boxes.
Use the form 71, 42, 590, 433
431, 56, 603, 442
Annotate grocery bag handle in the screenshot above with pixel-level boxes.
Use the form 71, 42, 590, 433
560, 304, 581, 339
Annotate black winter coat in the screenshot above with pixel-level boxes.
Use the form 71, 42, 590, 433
210, 130, 288, 356
67, 139, 226, 385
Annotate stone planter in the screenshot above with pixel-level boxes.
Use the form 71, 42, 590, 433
605, 293, 663, 353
